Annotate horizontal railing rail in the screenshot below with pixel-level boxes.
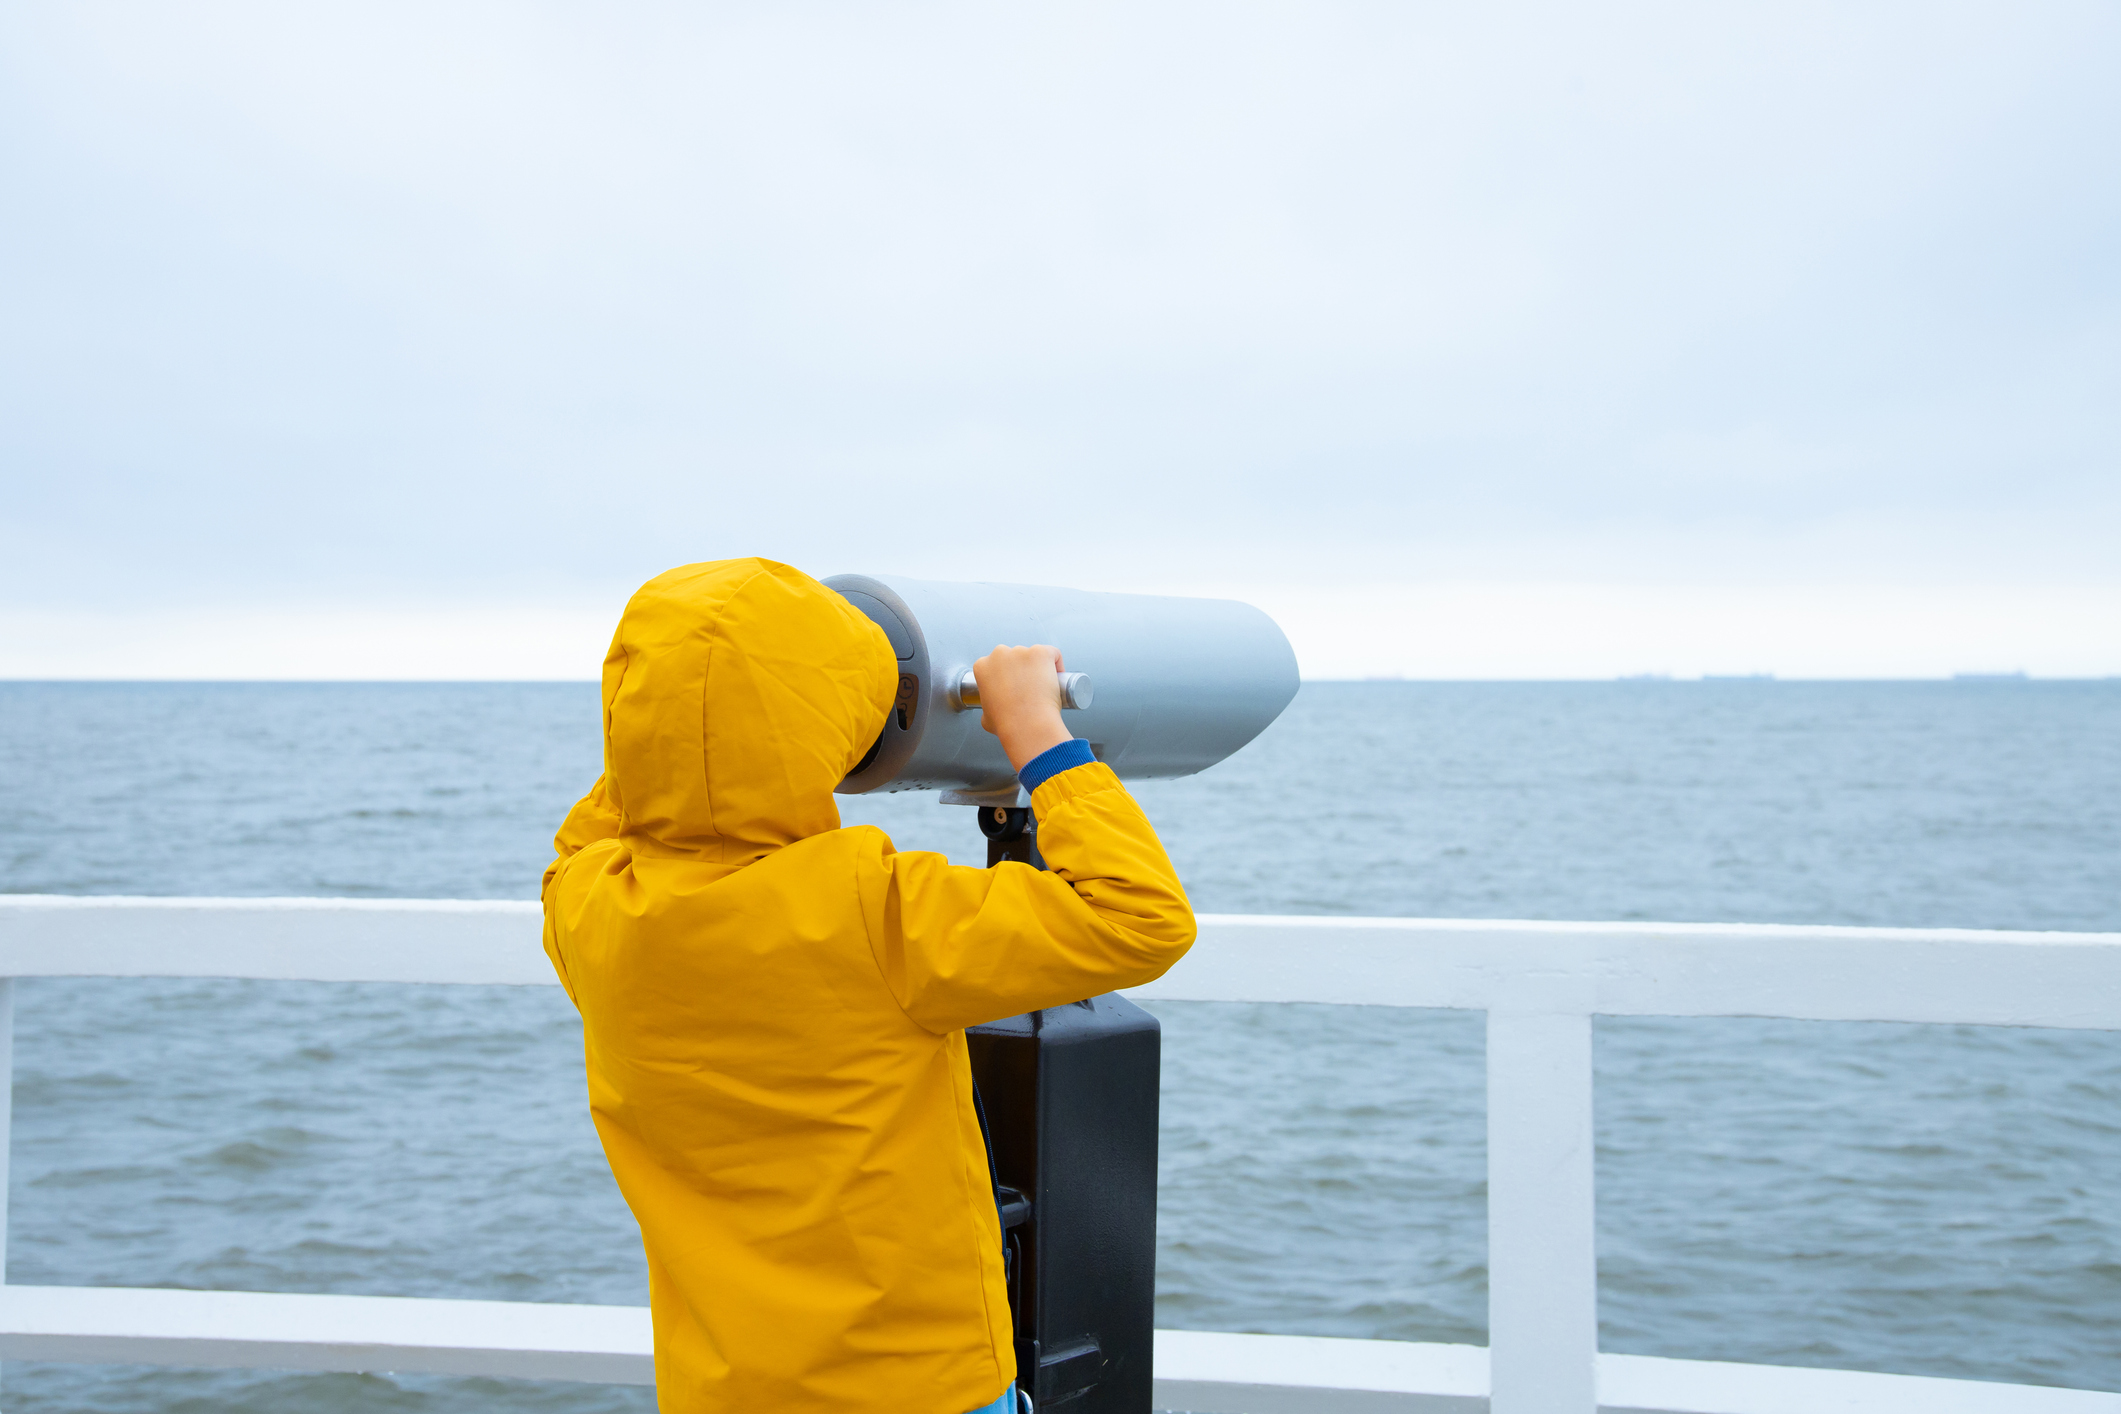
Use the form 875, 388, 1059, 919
0, 896, 2117, 1413
6, 895, 2117, 1026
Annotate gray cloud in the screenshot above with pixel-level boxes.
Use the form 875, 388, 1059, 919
2, 0, 2115, 621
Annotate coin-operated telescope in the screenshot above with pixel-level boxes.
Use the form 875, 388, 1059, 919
826, 573, 1299, 811
826, 573, 1299, 1414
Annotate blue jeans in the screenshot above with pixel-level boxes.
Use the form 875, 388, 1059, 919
966, 1386, 1028, 1414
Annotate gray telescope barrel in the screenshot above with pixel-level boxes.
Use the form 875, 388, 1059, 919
953, 671, 1094, 711
825, 573, 1300, 806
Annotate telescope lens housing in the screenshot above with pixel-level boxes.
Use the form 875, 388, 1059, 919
826, 574, 1300, 806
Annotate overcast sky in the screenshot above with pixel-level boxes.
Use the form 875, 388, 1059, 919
2, 1, 2115, 678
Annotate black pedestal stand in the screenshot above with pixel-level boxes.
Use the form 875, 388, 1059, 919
979, 805, 1045, 869
967, 805, 1160, 1413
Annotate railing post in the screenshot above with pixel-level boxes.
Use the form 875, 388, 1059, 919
1487, 1003, 1596, 1414
1, 976, 13, 1407
0, 976, 12, 1282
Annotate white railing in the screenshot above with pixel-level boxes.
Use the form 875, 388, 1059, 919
0, 895, 2117, 1414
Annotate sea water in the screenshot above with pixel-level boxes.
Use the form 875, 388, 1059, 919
0, 680, 2116, 1411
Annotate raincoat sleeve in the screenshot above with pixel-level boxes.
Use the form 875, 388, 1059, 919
858, 762, 1196, 1033
543, 773, 622, 895
541, 773, 623, 999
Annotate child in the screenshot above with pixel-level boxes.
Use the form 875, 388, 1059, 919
542, 559, 1196, 1413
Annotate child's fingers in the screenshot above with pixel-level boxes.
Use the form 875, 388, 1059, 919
972, 645, 1071, 755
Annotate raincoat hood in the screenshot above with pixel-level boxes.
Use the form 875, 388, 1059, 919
600, 558, 898, 864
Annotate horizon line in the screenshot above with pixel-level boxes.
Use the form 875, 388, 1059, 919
4, 676, 2116, 687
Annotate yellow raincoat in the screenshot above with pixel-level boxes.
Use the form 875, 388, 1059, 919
541, 559, 1196, 1413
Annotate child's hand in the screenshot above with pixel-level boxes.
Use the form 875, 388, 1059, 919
972, 644, 1074, 773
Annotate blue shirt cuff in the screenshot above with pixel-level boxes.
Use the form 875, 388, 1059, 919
1017, 738, 1097, 796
